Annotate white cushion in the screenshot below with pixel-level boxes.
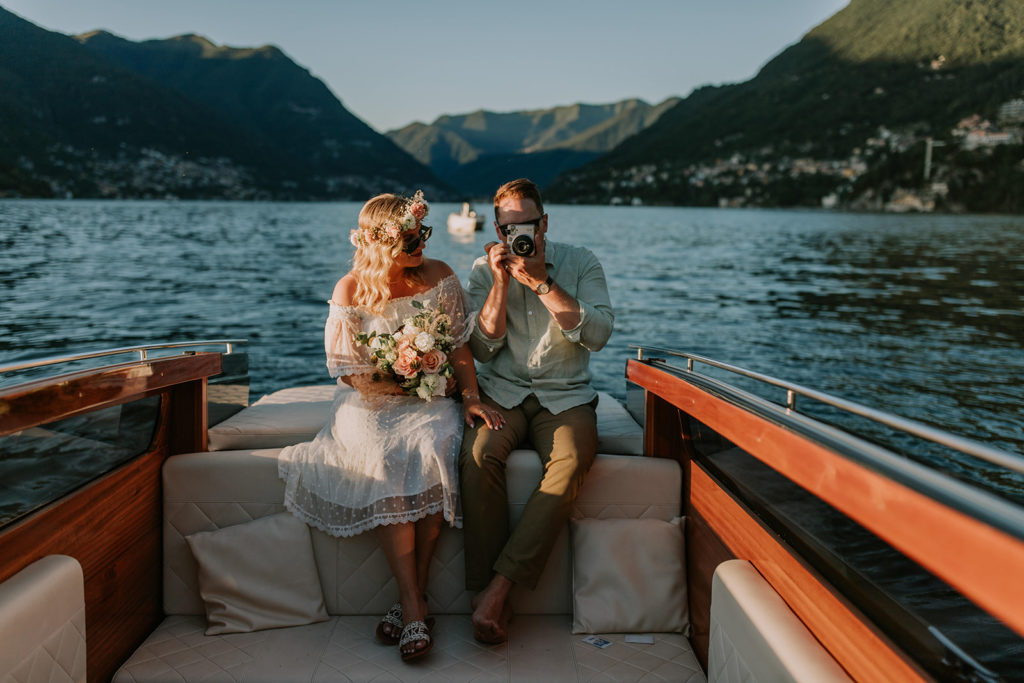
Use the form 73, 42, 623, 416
208, 386, 643, 455
207, 385, 340, 451
162, 450, 681, 618
595, 393, 644, 455
0, 555, 86, 683
115, 614, 705, 683
570, 517, 688, 634
709, 560, 851, 683
185, 512, 328, 635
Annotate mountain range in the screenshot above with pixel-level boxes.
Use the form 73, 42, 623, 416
385, 99, 679, 196
3, 0, 1023, 211
0, 5, 444, 199
546, 0, 1024, 212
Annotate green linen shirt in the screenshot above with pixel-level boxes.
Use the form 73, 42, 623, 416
466, 240, 614, 415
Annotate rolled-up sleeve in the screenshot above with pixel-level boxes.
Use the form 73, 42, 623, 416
560, 251, 614, 351
466, 258, 507, 361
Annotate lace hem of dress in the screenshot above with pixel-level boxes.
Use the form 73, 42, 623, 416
282, 480, 462, 538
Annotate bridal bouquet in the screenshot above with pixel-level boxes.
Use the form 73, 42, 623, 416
355, 301, 455, 400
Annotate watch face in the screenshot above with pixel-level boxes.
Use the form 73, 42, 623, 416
536, 283, 549, 294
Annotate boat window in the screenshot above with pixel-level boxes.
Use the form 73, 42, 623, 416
0, 396, 160, 528
688, 415, 1023, 682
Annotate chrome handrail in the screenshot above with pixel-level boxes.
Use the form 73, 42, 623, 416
0, 340, 248, 375
631, 344, 1024, 475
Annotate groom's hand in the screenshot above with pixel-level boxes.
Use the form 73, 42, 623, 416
507, 238, 547, 291
484, 241, 511, 289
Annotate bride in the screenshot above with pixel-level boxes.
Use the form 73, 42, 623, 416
278, 191, 502, 661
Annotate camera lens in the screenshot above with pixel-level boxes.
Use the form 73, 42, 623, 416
511, 235, 535, 256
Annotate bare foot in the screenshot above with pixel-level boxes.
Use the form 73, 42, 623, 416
471, 587, 512, 644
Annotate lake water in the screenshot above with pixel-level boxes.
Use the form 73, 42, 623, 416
2, 199, 1024, 676
3, 200, 1021, 451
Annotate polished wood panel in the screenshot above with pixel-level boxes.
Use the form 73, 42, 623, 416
685, 504, 736, 672
0, 447, 165, 682
628, 359, 1024, 641
691, 464, 927, 681
0, 353, 221, 437
0, 354, 223, 681
644, 392, 692, 501
169, 375, 209, 453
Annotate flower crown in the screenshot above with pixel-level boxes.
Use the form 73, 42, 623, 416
350, 190, 429, 249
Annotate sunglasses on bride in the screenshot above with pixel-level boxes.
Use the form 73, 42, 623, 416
402, 225, 432, 254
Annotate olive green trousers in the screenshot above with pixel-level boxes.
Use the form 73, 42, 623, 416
459, 393, 598, 591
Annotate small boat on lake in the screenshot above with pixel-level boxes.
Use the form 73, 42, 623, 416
1, 341, 1022, 681
447, 202, 484, 236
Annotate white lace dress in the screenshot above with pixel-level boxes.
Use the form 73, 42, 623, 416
278, 273, 472, 537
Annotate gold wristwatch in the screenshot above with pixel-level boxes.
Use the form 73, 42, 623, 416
535, 276, 553, 295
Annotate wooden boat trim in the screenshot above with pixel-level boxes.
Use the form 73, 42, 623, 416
690, 462, 927, 681
628, 359, 1024, 642
0, 352, 220, 441
0, 353, 222, 681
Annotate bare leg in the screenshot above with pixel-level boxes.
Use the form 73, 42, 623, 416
377, 523, 428, 656
415, 513, 443, 600
471, 572, 513, 644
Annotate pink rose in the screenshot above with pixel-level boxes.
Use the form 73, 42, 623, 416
385, 223, 401, 241
410, 202, 426, 220
393, 347, 420, 378
396, 338, 413, 354
420, 349, 446, 374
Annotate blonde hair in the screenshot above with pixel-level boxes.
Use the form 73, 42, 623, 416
351, 193, 422, 314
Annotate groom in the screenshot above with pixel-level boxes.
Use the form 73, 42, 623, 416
460, 178, 614, 643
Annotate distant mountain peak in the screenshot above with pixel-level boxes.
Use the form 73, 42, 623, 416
803, 0, 1024, 66
386, 97, 681, 195
2, 12, 445, 199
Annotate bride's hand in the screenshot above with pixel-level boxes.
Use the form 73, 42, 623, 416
351, 374, 405, 396
464, 397, 503, 430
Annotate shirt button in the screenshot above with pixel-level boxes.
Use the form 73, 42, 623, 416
528, 311, 533, 316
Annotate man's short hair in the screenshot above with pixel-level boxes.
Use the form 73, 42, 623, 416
493, 178, 544, 220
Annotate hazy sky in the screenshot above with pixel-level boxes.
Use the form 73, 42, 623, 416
5, 0, 849, 132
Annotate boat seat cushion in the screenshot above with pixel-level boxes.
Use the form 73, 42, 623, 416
207, 385, 643, 455
113, 614, 706, 683
708, 559, 851, 683
162, 449, 681, 618
185, 512, 329, 635
0, 554, 87, 683
570, 517, 688, 634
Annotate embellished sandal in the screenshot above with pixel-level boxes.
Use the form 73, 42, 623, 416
375, 602, 403, 645
399, 620, 433, 662
376, 601, 435, 645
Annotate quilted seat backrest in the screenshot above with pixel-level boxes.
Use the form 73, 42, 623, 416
708, 560, 851, 683
162, 449, 681, 617
0, 554, 86, 683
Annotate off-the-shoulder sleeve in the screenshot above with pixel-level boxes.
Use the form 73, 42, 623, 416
437, 275, 475, 347
324, 301, 376, 377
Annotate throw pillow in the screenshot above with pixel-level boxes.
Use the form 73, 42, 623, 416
185, 512, 328, 635
570, 517, 688, 634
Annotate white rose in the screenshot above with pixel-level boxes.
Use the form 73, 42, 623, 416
416, 373, 443, 400
403, 324, 421, 337
416, 378, 435, 401
414, 332, 435, 352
